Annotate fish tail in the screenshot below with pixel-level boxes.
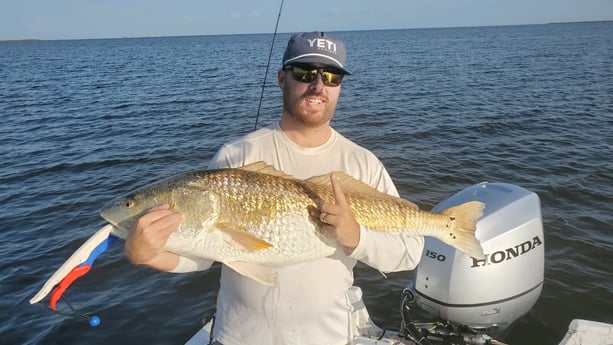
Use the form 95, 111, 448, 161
438, 201, 485, 259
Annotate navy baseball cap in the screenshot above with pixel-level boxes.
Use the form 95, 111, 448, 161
282, 32, 351, 75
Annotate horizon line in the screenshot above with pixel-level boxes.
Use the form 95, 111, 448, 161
2, 19, 611, 42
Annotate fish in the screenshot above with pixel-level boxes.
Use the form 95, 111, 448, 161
100, 162, 485, 285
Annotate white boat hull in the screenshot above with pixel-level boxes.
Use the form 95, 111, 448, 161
186, 286, 613, 345
185, 286, 413, 345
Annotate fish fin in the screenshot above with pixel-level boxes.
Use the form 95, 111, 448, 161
438, 201, 486, 259
239, 162, 293, 179
306, 172, 419, 209
217, 223, 273, 252
224, 261, 278, 286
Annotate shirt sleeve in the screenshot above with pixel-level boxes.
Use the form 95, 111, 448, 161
208, 145, 232, 169
349, 224, 424, 272
169, 255, 215, 273
208, 142, 248, 169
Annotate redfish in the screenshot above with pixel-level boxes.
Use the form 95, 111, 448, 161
100, 162, 484, 285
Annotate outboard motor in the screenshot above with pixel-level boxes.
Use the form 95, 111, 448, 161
400, 182, 544, 344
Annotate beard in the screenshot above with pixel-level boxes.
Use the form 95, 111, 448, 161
282, 88, 337, 128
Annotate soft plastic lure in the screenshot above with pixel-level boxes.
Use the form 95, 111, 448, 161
30, 224, 118, 326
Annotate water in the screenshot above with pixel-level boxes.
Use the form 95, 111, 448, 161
1, 22, 612, 345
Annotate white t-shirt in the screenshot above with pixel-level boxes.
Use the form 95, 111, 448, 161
172, 123, 424, 345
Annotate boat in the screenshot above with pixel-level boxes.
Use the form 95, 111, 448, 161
186, 286, 613, 345
30, 182, 613, 344
186, 285, 412, 345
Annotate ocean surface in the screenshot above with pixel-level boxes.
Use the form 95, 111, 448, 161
1, 22, 612, 345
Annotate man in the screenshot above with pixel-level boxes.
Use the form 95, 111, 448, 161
125, 32, 424, 345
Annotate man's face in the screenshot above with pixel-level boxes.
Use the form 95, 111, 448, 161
278, 64, 342, 128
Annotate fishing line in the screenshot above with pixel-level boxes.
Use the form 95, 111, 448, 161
254, 0, 285, 130
46, 294, 101, 327
61, 295, 101, 327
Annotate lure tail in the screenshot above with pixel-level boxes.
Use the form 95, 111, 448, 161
30, 224, 118, 327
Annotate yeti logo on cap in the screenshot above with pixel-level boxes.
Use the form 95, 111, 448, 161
307, 38, 337, 55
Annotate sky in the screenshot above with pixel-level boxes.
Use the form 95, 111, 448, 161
1, 0, 612, 40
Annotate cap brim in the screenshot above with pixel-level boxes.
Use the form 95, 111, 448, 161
284, 55, 351, 75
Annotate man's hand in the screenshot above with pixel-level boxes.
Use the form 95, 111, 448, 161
125, 204, 182, 269
310, 173, 361, 252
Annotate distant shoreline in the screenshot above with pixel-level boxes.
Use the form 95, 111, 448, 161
0, 39, 45, 42
546, 20, 612, 25
2, 20, 611, 42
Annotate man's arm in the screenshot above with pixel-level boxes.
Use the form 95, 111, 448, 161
350, 228, 424, 272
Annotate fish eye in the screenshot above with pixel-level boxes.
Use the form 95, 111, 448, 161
123, 199, 135, 208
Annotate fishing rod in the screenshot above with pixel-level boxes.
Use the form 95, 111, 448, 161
254, 0, 285, 130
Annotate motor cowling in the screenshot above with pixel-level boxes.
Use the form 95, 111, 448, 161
410, 182, 544, 331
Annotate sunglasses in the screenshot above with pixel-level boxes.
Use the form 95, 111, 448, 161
284, 65, 345, 87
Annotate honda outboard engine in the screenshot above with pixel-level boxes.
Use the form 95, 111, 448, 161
400, 182, 544, 344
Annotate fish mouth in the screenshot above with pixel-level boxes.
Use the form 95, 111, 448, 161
99, 199, 132, 229
99, 209, 133, 239
106, 222, 131, 240
99, 211, 120, 228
